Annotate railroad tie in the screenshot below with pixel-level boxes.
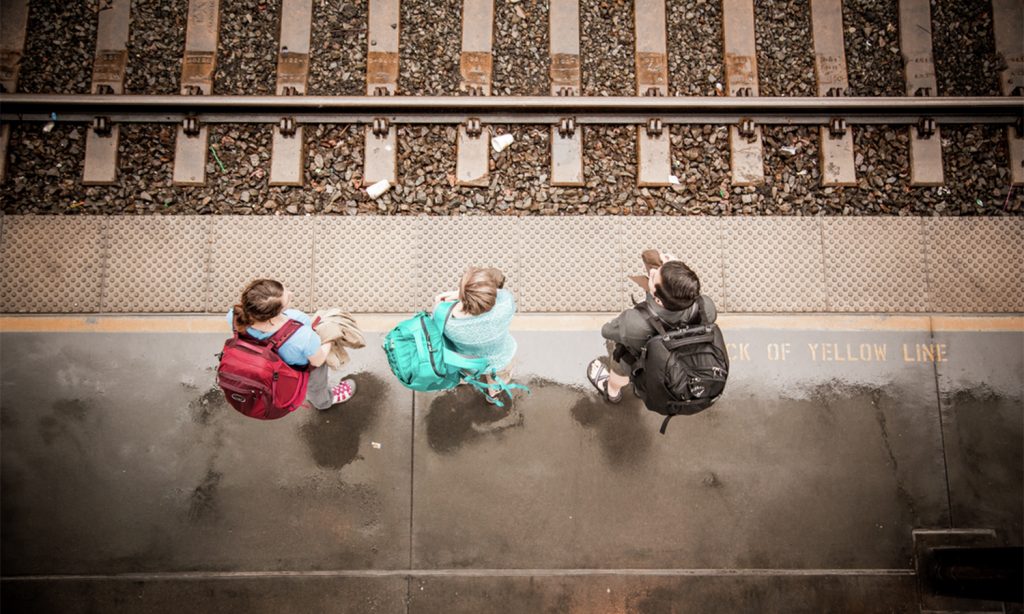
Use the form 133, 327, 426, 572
898, 0, 944, 186
810, 0, 857, 187
634, 0, 671, 187
269, 0, 312, 187
456, 0, 495, 187
0, 0, 29, 184
173, 0, 220, 187
722, 0, 765, 187
549, 0, 583, 187
992, 0, 1024, 186
364, 0, 400, 187
82, 0, 130, 186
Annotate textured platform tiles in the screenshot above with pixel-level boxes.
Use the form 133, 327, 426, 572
926, 219, 1024, 313
723, 218, 825, 312
822, 218, 929, 312
0, 216, 106, 313
104, 217, 209, 312
0, 215, 1022, 314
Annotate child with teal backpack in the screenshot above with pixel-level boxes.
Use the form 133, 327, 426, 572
384, 267, 527, 412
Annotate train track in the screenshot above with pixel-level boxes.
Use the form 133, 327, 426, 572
0, 0, 1021, 216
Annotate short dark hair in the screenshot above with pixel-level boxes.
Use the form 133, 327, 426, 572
654, 261, 700, 311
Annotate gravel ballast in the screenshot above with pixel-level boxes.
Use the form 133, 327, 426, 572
18, 1, 98, 94
125, 2, 187, 95
400, 0, 460, 94
1, 0, 1019, 216
308, 0, 367, 96
493, 0, 549, 96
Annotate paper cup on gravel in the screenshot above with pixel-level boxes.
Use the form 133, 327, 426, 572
366, 179, 392, 199
491, 133, 515, 152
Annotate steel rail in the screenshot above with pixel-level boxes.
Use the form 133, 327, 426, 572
1, 94, 1020, 126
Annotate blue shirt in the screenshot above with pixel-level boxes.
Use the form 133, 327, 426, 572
226, 308, 322, 366
442, 289, 517, 370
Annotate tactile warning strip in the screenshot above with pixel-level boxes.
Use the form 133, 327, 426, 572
518, 218, 623, 312
315, 217, 423, 312
724, 218, 826, 312
0, 216, 1021, 315
822, 218, 929, 312
208, 217, 315, 313
104, 217, 209, 312
0, 216, 106, 313
925, 218, 1024, 312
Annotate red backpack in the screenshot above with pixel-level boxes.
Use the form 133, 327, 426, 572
217, 320, 310, 420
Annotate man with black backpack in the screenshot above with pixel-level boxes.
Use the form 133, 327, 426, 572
586, 251, 729, 434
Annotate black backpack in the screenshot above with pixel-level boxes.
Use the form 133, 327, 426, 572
622, 299, 729, 434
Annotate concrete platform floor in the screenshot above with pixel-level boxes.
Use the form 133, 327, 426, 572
1, 314, 1021, 613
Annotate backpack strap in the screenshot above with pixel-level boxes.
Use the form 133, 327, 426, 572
462, 370, 531, 408
613, 342, 639, 367
267, 319, 305, 349
441, 347, 490, 372
637, 301, 670, 336
433, 300, 491, 372
659, 395, 721, 434
433, 300, 458, 330
695, 297, 709, 326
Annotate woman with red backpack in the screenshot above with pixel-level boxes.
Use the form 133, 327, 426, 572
219, 279, 356, 419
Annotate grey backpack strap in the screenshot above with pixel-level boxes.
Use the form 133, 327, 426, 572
695, 297, 710, 326
637, 301, 669, 336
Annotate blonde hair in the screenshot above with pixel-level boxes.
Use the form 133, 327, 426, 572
459, 267, 506, 316
233, 278, 285, 332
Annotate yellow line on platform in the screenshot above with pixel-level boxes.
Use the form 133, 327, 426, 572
1, 314, 1022, 333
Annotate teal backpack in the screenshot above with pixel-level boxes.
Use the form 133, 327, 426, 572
383, 301, 526, 406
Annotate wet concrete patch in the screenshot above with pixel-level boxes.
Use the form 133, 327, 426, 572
934, 330, 1023, 546
796, 380, 925, 526
53, 397, 90, 421
299, 372, 382, 469
406, 574, 918, 613
187, 469, 223, 523
189, 387, 229, 426
942, 386, 1023, 544
414, 329, 949, 570
569, 392, 653, 469
35, 398, 102, 462
1, 576, 407, 614
4, 322, 1020, 608
424, 384, 526, 455
2, 332, 412, 574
